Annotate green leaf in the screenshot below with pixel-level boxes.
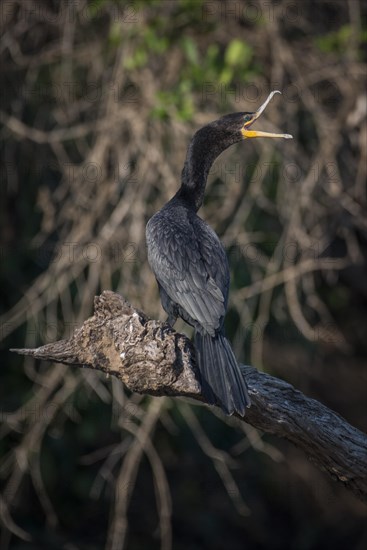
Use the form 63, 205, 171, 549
219, 67, 233, 85
181, 36, 199, 65
225, 39, 252, 67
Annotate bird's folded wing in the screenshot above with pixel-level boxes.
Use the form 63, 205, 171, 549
147, 216, 229, 334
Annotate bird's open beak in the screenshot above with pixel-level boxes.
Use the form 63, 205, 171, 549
241, 91, 293, 139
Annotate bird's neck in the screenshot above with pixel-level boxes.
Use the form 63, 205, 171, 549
175, 130, 231, 212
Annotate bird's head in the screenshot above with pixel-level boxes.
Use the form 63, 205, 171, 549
210, 90, 293, 143
180, 90, 292, 208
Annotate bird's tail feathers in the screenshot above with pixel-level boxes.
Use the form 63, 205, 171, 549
194, 332, 251, 416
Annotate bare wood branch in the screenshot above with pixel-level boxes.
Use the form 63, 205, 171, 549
11, 291, 367, 502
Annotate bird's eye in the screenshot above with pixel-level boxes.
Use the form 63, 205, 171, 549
243, 114, 253, 124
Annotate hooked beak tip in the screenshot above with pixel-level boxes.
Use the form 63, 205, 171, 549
241, 90, 291, 139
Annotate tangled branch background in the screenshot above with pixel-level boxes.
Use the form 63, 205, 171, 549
1, 1, 366, 549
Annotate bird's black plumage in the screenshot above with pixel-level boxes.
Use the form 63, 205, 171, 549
146, 94, 292, 415
146, 113, 251, 415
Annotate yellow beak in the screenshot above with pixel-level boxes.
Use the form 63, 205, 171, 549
241, 91, 293, 140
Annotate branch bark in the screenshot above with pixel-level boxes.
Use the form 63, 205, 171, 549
11, 291, 367, 502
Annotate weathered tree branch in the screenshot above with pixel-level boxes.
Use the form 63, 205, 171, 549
11, 291, 367, 502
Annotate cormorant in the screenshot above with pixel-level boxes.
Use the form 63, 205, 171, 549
146, 91, 292, 415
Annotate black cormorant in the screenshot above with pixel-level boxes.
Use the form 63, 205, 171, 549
146, 91, 292, 415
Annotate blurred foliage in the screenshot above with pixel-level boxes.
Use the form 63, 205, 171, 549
315, 24, 367, 55
1, 0, 367, 549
